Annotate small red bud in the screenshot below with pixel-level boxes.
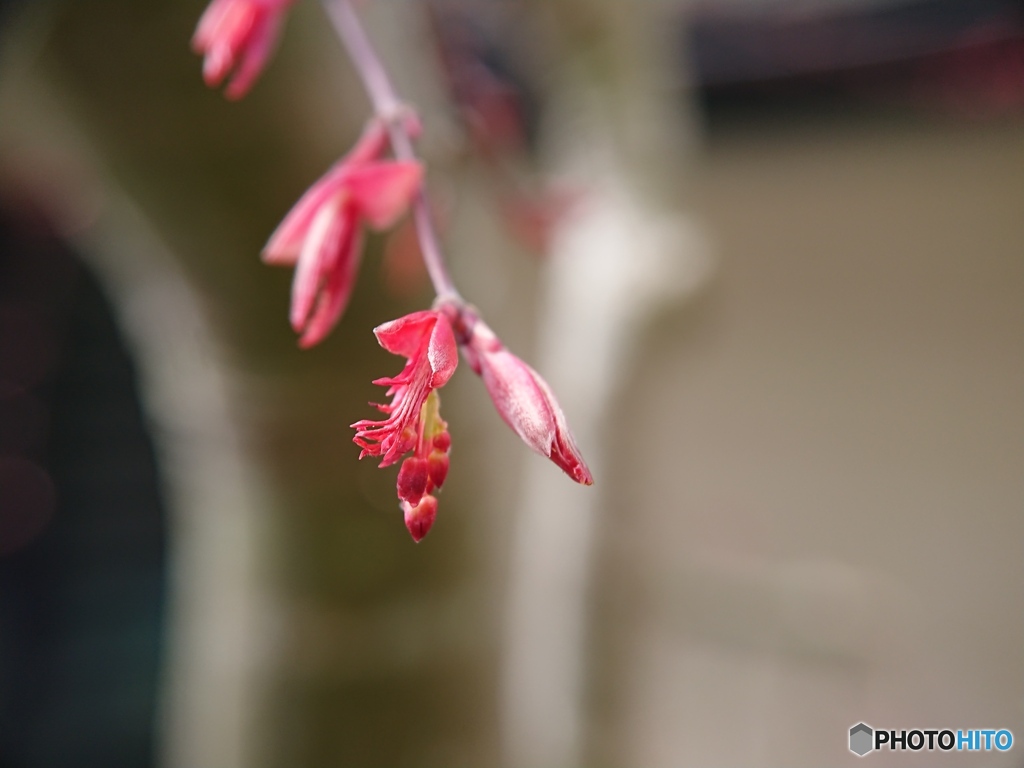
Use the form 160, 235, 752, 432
404, 495, 438, 542
432, 431, 451, 452
465, 319, 592, 485
396, 457, 429, 506
427, 453, 449, 491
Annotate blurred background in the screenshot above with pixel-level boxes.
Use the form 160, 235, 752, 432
0, 0, 1021, 766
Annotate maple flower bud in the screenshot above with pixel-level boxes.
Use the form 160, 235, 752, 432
353, 311, 457, 541
263, 121, 423, 347
192, 0, 294, 99
463, 318, 592, 485
396, 457, 429, 508
403, 495, 438, 543
427, 451, 449, 490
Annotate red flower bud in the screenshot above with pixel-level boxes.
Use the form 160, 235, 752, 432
263, 121, 423, 348
192, 0, 294, 99
353, 311, 456, 540
396, 457, 429, 507
432, 431, 451, 453
427, 452, 449, 490
464, 319, 592, 485
404, 495, 438, 543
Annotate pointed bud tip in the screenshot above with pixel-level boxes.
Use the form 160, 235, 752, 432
568, 464, 594, 486
551, 450, 593, 486
224, 84, 249, 101
427, 453, 449, 491
297, 331, 320, 350
201, 47, 232, 87
404, 496, 438, 542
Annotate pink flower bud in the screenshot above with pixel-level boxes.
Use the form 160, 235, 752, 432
465, 319, 592, 485
262, 121, 423, 347
427, 452, 449, 490
396, 457, 429, 507
432, 431, 451, 452
352, 310, 457, 466
192, 0, 294, 99
403, 495, 438, 543
353, 311, 456, 539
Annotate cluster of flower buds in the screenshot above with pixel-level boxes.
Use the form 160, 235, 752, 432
193, 0, 591, 541
351, 311, 456, 541
262, 118, 423, 348
192, 0, 295, 99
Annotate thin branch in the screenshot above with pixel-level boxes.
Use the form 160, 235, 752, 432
322, 0, 461, 303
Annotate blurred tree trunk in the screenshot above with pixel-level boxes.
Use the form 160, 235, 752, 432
1, 2, 493, 766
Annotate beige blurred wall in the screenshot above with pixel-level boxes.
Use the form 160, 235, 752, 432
589, 117, 1023, 767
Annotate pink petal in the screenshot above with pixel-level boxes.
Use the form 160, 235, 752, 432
345, 161, 423, 230
201, 43, 234, 87
298, 225, 363, 348
288, 194, 350, 332
200, 1, 256, 86
354, 311, 457, 473
193, 0, 233, 52
263, 167, 350, 265
480, 349, 556, 456
224, 8, 281, 100
373, 310, 440, 357
426, 314, 458, 387
345, 119, 390, 167
262, 121, 389, 264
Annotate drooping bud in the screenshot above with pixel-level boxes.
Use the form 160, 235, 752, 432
432, 431, 451, 452
263, 120, 423, 348
353, 314, 456, 466
396, 457, 429, 507
463, 317, 592, 485
404, 495, 438, 543
427, 453, 449, 490
192, 0, 294, 99
352, 314, 456, 541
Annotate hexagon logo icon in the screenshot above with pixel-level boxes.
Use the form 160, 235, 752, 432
850, 723, 874, 757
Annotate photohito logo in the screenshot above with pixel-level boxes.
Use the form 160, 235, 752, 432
849, 723, 1014, 757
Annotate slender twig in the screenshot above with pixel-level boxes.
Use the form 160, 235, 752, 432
322, 0, 461, 303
